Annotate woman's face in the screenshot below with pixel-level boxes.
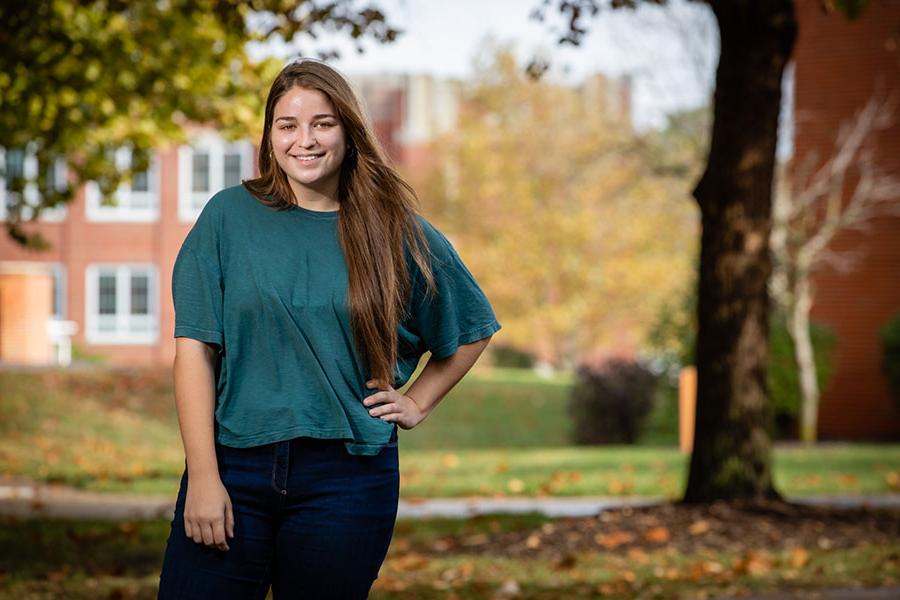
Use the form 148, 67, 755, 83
270, 85, 347, 203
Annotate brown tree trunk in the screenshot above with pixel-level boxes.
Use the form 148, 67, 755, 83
682, 0, 797, 503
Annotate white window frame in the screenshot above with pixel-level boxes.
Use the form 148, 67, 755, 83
178, 131, 254, 222
85, 146, 160, 222
0, 144, 69, 222
85, 263, 159, 345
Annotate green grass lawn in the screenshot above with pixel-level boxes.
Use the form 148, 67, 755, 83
1, 367, 898, 498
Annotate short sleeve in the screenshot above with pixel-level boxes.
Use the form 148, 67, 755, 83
406, 219, 501, 360
172, 196, 225, 348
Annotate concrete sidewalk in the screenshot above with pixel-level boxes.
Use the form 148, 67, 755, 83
2, 476, 899, 521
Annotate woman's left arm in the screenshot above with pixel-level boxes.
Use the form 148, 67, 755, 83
364, 335, 494, 429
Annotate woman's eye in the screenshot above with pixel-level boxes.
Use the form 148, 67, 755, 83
315, 122, 334, 128
279, 124, 295, 130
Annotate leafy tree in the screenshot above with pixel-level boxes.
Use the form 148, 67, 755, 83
416, 42, 698, 371
0, 0, 399, 248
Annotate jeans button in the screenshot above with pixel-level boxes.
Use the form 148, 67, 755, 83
280, 489, 287, 495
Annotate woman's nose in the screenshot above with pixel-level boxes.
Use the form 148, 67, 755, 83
297, 126, 317, 148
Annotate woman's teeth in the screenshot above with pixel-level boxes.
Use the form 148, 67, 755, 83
297, 154, 323, 162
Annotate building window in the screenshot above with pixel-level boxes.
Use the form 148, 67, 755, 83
50, 263, 67, 320
0, 144, 69, 222
85, 146, 160, 222
85, 263, 158, 345
178, 132, 253, 221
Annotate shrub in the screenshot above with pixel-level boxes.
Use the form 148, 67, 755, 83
880, 312, 900, 413
491, 344, 536, 369
569, 358, 659, 445
638, 375, 680, 446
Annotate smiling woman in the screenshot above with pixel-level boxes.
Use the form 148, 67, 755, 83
157, 58, 502, 599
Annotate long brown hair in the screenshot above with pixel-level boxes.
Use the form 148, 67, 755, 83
243, 58, 438, 386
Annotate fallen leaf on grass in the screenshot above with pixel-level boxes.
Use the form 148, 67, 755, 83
597, 581, 630, 595
390, 552, 430, 571
732, 549, 774, 576
788, 547, 810, 568
687, 559, 725, 581
432, 536, 458, 552
594, 530, 635, 549
688, 519, 711, 535
644, 526, 671, 543
627, 548, 650, 563
507, 478, 525, 493
371, 574, 408, 592
607, 478, 635, 494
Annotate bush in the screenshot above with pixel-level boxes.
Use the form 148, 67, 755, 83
569, 358, 659, 445
768, 314, 836, 439
880, 312, 900, 413
638, 375, 680, 446
491, 344, 536, 369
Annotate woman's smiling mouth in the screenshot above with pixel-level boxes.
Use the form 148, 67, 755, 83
292, 153, 325, 163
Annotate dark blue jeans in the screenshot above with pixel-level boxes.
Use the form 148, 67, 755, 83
157, 425, 399, 599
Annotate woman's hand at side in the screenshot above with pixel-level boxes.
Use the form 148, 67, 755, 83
184, 472, 235, 552
364, 380, 427, 430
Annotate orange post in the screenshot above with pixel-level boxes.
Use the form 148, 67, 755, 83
678, 366, 697, 453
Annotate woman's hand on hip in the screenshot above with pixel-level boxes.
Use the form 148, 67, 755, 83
364, 380, 426, 430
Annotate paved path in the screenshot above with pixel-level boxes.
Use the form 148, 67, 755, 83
1, 477, 898, 521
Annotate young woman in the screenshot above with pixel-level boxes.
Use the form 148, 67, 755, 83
157, 58, 501, 599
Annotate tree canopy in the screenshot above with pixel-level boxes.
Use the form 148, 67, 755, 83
0, 0, 399, 248
416, 42, 700, 369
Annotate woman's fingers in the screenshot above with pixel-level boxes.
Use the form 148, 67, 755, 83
201, 521, 215, 547
212, 516, 230, 551
225, 500, 235, 539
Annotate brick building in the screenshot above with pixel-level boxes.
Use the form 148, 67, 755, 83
793, 0, 900, 439
0, 72, 459, 368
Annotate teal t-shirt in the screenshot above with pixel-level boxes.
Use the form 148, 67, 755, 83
171, 184, 502, 455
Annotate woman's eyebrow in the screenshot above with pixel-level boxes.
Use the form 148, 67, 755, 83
274, 114, 335, 122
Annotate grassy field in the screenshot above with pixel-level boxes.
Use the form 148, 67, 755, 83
1, 367, 898, 498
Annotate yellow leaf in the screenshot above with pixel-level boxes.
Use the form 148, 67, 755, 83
688, 519, 711, 535
789, 547, 810, 569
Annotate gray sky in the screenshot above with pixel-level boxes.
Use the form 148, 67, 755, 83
251, 0, 720, 132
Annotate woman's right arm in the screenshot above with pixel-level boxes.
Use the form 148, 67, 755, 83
173, 337, 234, 552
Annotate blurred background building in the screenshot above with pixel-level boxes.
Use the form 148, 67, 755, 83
792, 0, 900, 439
